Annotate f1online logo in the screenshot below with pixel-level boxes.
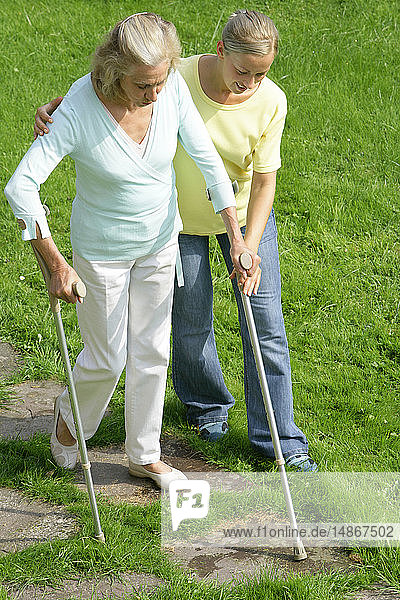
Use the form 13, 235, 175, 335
169, 480, 210, 531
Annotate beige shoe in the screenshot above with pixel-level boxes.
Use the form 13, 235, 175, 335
128, 461, 187, 491
50, 396, 78, 469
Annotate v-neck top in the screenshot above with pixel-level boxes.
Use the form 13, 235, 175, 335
101, 101, 153, 158
5, 71, 235, 261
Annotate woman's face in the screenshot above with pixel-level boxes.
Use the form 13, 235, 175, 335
121, 60, 170, 107
217, 42, 275, 95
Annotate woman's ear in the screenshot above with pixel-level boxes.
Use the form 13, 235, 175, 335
216, 40, 225, 59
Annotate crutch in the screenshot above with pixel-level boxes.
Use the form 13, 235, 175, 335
239, 252, 307, 561
31, 243, 105, 543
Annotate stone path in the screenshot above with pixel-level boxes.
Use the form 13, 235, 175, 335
0, 342, 397, 599
0, 380, 65, 440
0, 488, 77, 554
7, 573, 165, 600
169, 545, 364, 583
352, 587, 399, 600
0, 342, 22, 380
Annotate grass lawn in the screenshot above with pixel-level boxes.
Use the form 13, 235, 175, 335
0, 0, 399, 598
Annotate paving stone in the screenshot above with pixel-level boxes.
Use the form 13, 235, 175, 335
73, 436, 220, 504
0, 342, 22, 380
6, 572, 166, 599
0, 380, 64, 440
350, 585, 400, 599
74, 445, 159, 505
0, 488, 78, 554
166, 545, 364, 583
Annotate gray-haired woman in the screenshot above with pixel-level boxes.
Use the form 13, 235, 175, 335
5, 13, 257, 489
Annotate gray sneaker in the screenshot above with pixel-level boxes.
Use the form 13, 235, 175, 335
198, 421, 229, 442
286, 454, 318, 472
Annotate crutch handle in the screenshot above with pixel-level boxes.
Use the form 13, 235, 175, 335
72, 280, 87, 301
239, 252, 253, 271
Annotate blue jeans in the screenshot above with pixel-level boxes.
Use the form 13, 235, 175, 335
171, 210, 308, 459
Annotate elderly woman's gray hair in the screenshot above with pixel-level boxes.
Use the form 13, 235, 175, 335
222, 10, 279, 56
92, 13, 181, 104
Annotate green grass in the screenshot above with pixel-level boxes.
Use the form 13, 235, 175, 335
0, 0, 399, 598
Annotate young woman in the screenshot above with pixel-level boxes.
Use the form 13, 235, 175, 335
6, 13, 255, 490
34, 10, 317, 471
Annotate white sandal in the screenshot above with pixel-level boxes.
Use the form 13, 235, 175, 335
50, 395, 78, 469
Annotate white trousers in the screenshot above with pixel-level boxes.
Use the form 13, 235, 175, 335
58, 238, 178, 464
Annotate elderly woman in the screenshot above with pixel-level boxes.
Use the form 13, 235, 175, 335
5, 13, 256, 490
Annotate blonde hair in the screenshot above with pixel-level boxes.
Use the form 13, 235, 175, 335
222, 10, 279, 56
92, 13, 181, 104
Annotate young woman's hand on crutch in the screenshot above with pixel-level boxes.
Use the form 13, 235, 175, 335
230, 171, 277, 296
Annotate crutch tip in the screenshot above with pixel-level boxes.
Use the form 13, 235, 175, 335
293, 544, 307, 561
95, 532, 106, 544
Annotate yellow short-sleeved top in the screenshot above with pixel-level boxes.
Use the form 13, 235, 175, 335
174, 55, 287, 235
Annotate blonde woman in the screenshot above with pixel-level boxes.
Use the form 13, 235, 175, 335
6, 13, 256, 490
172, 11, 316, 471
34, 10, 317, 471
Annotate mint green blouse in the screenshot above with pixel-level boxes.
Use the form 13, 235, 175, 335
5, 71, 235, 261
